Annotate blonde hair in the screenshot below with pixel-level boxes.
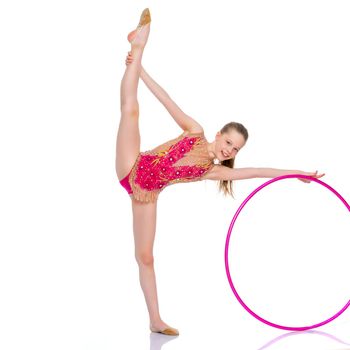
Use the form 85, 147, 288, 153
217, 122, 249, 199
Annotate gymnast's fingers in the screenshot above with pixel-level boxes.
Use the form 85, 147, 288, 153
312, 171, 325, 179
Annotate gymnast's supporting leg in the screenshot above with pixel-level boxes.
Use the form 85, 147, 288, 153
115, 24, 150, 180
132, 196, 178, 334
132, 198, 167, 331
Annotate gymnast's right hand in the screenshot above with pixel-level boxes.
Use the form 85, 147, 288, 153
125, 51, 133, 65
298, 170, 325, 183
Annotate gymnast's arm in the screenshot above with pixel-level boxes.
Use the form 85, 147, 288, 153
203, 165, 315, 181
139, 66, 203, 132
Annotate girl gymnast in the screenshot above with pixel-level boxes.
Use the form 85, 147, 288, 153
115, 8, 325, 336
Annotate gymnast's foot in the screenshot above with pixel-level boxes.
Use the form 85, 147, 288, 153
127, 8, 151, 48
149, 319, 179, 336
127, 23, 150, 49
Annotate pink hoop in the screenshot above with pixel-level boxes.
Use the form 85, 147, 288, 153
224, 174, 350, 331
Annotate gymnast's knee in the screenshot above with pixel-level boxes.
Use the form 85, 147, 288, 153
121, 102, 139, 116
135, 251, 154, 266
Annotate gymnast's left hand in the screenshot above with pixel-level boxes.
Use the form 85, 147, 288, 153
298, 170, 325, 183
125, 51, 133, 65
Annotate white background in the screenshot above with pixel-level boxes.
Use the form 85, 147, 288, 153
1, 1, 350, 349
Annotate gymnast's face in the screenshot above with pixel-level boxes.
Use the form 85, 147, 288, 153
215, 129, 246, 161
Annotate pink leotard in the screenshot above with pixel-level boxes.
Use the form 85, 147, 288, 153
120, 130, 215, 202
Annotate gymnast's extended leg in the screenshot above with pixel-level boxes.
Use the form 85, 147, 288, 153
115, 24, 150, 181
